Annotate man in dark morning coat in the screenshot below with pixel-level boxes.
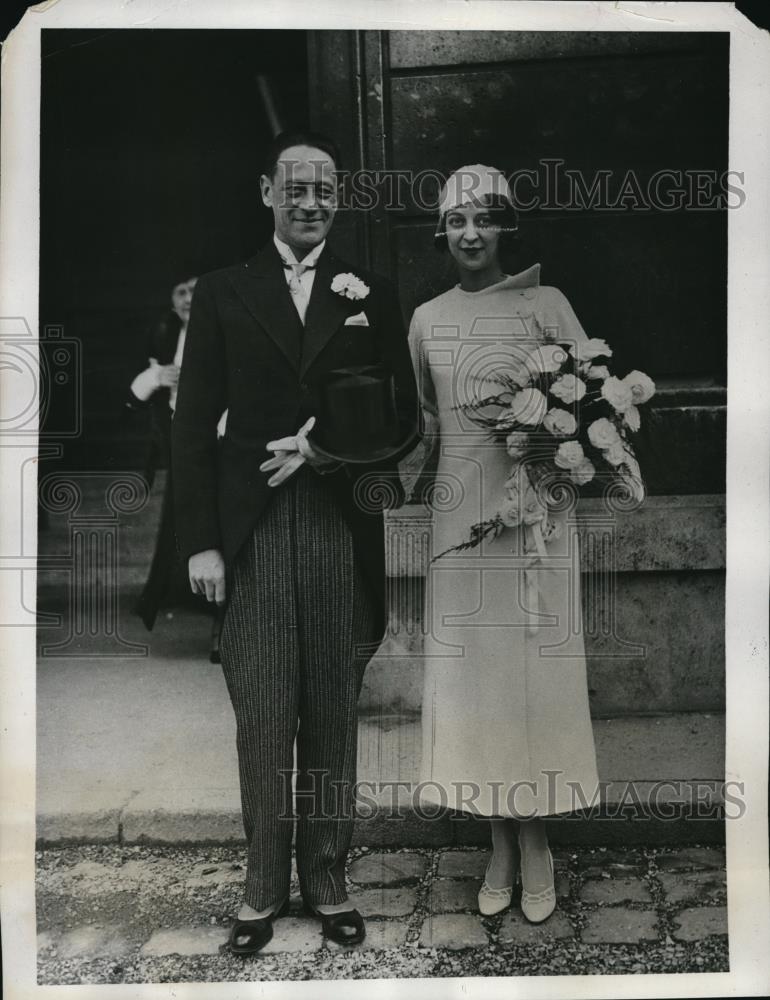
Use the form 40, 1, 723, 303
171, 131, 418, 953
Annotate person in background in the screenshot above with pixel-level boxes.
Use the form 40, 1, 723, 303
126, 273, 226, 660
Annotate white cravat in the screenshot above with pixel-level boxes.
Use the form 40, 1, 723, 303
274, 234, 325, 325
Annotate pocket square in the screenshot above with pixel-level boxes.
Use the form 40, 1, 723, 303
344, 311, 370, 327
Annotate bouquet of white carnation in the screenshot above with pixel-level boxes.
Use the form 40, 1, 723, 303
433, 336, 655, 559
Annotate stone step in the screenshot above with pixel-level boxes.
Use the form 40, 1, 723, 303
37, 637, 727, 848
36, 484, 726, 717
37, 474, 725, 574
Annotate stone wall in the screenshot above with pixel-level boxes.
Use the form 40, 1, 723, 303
361, 495, 725, 717
36, 476, 725, 720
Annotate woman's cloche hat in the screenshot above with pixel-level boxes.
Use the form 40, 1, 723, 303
307, 364, 418, 464
434, 163, 519, 239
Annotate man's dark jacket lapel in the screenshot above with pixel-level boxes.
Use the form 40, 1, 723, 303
300, 250, 353, 377
228, 244, 304, 370
228, 243, 357, 378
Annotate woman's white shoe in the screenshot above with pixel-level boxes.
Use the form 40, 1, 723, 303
478, 879, 513, 916
519, 842, 556, 924
477, 860, 515, 916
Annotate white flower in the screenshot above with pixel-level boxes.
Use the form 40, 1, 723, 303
585, 364, 611, 381
501, 465, 545, 525
587, 417, 621, 450
623, 405, 641, 432
541, 518, 563, 544
524, 344, 568, 375
499, 498, 522, 528
543, 407, 577, 437
622, 370, 656, 405
507, 388, 548, 426
569, 338, 613, 362
554, 440, 585, 470
570, 458, 595, 486
601, 376, 634, 413
505, 431, 529, 458
331, 272, 370, 300
523, 501, 547, 526
604, 440, 628, 466
550, 373, 586, 404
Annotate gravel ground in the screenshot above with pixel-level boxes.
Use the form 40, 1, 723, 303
36, 842, 729, 983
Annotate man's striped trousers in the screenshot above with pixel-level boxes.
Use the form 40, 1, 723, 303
219, 466, 378, 909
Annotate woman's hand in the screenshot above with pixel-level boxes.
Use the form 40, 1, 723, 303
156, 363, 180, 388
189, 548, 226, 605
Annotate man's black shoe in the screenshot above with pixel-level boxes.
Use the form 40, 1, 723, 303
226, 898, 290, 956
304, 903, 366, 946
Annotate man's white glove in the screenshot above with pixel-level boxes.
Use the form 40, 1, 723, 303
260, 416, 320, 487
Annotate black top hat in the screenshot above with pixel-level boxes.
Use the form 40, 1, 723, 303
307, 365, 415, 464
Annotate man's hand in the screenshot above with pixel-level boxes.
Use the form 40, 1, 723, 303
189, 548, 226, 605
260, 416, 336, 487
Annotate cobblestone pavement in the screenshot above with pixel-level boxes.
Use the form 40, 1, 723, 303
37, 843, 728, 984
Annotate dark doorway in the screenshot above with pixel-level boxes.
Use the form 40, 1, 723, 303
40, 29, 309, 470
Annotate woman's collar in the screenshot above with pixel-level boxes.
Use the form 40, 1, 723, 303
506, 263, 541, 289
456, 263, 541, 297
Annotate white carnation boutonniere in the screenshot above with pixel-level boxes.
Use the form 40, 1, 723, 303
331, 272, 370, 301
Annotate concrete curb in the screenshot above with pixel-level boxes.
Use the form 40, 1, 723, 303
36, 801, 726, 849
38, 713, 726, 848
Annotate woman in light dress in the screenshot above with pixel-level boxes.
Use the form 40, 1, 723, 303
407, 165, 600, 922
